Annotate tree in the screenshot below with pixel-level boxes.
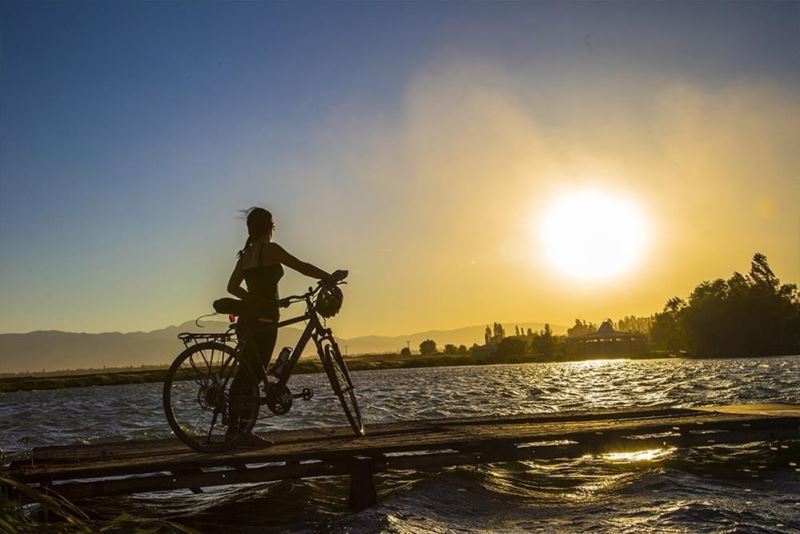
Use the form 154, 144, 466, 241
457, 344, 468, 354
491, 322, 506, 344
497, 336, 527, 357
616, 315, 654, 334
650, 253, 800, 356
419, 339, 437, 355
484, 326, 492, 345
750, 252, 779, 288
532, 324, 555, 357
400, 347, 411, 357
567, 319, 596, 337
542, 323, 553, 355
443, 344, 458, 354
650, 298, 687, 353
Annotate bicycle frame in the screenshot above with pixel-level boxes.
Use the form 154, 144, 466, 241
233, 299, 335, 390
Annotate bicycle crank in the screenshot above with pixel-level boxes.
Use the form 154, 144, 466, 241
265, 384, 293, 415
264, 385, 314, 415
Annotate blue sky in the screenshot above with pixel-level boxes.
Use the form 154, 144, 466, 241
1, 1, 798, 336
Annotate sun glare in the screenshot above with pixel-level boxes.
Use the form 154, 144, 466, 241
537, 189, 649, 281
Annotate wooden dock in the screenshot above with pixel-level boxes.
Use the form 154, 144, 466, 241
3, 403, 799, 511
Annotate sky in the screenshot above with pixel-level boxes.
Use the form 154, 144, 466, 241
1, 1, 798, 337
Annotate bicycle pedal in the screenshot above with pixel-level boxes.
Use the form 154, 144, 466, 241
292, 388, 313, 401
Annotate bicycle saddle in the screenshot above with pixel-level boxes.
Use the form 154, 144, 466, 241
213, 297, 277, 317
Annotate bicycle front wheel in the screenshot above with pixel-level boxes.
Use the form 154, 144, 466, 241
163, 341, 259, 452
321, 340, 365, 436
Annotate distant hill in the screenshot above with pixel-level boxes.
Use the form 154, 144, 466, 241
340, 322, 563, 355
0, 321, 563, 374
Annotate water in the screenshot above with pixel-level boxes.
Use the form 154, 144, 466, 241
2, 356, 799, 532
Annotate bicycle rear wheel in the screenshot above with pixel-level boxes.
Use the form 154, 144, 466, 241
163, 341, 259, 452
321, 340, 365, 436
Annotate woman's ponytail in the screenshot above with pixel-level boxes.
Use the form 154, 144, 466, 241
238, 236, 253, 258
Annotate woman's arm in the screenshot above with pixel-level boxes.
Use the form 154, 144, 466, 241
270, 243, 330, 279
227, 258, 251, 300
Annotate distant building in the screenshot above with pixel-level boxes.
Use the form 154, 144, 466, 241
566, 320, 647, 357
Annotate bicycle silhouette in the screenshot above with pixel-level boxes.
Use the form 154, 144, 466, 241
163, 272, 362, 452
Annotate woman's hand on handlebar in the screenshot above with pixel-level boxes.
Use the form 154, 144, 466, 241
280, 270, 346, 308
321, 269, 348, 285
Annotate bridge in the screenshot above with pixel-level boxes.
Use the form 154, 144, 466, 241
3, 403, 799, 511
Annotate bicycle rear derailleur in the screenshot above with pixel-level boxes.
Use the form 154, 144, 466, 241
263, 383, 313, 416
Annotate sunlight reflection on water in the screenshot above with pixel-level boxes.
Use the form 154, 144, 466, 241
601, 447, 676, 463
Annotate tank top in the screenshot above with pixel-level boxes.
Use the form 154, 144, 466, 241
243, 243, 284, 314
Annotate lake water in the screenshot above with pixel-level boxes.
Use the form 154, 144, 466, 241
2, 356, 799, 532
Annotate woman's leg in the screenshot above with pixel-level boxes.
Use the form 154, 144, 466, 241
254, 323, 278, 371
227, 319, 261, 434
228, 318, 277, 435
226, 320, 278, 444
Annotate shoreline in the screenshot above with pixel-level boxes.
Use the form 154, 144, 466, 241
1, 352, 670, 393
3, 352, 796, 394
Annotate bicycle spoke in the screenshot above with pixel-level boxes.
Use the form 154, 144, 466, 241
219, 355, 238, 390
173, 366, 205, 386
165, 342, 258, 452
178, 363, 207, 388
206, 408, 220, 444
198, 348, 213, 375
218, 349, 237, 380
209, 346, 220, 375
188, 353, 211, 382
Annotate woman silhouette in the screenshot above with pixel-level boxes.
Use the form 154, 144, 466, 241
227, 207, 341, 441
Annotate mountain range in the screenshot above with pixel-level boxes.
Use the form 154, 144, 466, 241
0, 320, 564, 374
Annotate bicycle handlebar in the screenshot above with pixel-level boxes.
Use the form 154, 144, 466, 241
279, 270, 348, 308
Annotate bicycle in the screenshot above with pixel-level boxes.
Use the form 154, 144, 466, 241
162, 272, 363, 452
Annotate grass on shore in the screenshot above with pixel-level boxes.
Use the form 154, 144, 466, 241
0, 473, 195, 533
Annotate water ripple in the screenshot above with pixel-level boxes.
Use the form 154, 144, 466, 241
1, 355, 799, 531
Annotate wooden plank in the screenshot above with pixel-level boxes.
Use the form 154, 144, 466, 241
16, 406, 698, 466
8, 409, 798, 483
17, 420, 449, 466
5, 405, 798, 485
41, 421, 800, 500
403, 406, 700, 427
693, 403, 800, 417
49, 461, 351, 500
9, 412, 784, 475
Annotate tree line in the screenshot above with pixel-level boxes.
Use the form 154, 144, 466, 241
406, 253, 799, 359
412, 323, 560, 360
649, 253, 800, 357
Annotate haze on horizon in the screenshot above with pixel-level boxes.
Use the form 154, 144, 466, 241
1, 1, 798, 339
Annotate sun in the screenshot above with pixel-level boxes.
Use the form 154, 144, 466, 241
536, 189, 649, 281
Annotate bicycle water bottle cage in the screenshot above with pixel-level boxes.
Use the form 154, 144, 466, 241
269, 347, 293, 378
